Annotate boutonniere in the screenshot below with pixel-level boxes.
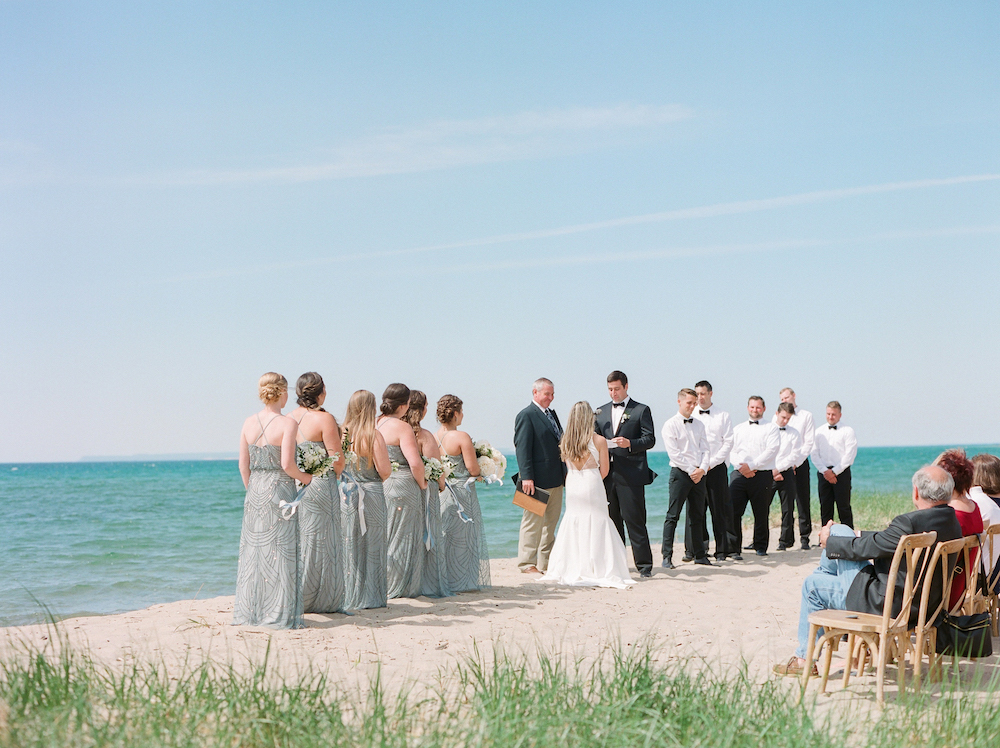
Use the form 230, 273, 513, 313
621, 413, 631, 422
595, 408, 602, 415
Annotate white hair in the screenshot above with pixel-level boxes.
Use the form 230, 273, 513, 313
532, 377, 553, 392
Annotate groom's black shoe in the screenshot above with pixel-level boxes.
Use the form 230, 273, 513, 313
731, 553, 744, 561
681, 553, 693, 563
639, 569, 652, 578
693, 557, 712, 566
661, 558, 676, 570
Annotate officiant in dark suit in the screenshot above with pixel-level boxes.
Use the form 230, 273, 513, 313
594, 370, 656, 577
513, 377, 565, 574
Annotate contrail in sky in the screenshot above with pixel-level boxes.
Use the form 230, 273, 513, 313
160, 173, 1000, 282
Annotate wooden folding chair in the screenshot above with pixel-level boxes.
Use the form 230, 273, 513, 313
910, 536, 964, 687
980, 523, 1000, 636
801, 531, 936, 706
954, 534, 985, 616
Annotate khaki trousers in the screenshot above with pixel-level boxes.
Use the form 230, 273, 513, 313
517, 485, 564, 571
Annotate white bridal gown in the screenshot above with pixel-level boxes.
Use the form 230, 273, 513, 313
541, 438, 633, 589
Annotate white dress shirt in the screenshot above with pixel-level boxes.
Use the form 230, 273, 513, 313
969, 486, 1000, 575
772, 408, 815, 465
693, 406, 733, 469
810, 422, 857, 475
730, 420, 780, 472
774, 425, 804, 473
662, 413, 710, 476
611, 396, 631, 433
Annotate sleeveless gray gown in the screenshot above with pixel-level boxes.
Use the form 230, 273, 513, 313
384, 445, 425, 599
296, 440, 344, 614
420, 479, 452, 597
233, 442, 303, 628
341, 458, 388, 609
441, 455, 491, 592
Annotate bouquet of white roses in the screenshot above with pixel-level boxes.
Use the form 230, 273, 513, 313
296, 442, 338, 479
422, 456, 445, 482
474, 440, 507, 484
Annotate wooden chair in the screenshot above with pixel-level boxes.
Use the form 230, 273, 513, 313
954, 534, 985, 616
801, 531, 936, 706
979, 523, 1000, 636
909, 536, 965, 687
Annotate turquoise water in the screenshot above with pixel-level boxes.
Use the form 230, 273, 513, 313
2, 444, 998, 627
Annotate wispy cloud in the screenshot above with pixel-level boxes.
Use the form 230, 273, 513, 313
131, 104, 694, 186
157, 172, 1000, 282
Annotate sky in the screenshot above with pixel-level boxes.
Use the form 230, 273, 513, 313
1, 2, 998, 462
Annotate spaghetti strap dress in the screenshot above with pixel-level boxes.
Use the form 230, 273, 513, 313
341, 457, 388, 609
441, 453, 491, 592
295, 436, 344, 614
384, 445, 425, 599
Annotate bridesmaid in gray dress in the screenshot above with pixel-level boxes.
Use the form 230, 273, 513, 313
402, 390, 452, 598
234, 373, 314, 629
437, 394, 491, 592
377, 383, 429, 599
341, 389, 392, 610
287, 372, 346, 615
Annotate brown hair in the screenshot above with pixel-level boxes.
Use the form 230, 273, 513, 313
402, 390, 428, 439
295, 371, 326, 410
827, 401, 842, 411
380, 383, 410, 416
437, 394, 463, 425
344, 390, 378, 468
748, 395, 765, 407
678, 388, 697, 399
971, 453, 1000, 496
776, 402, 795, 415
258, 372, 287, 405
607, 370, 628, 385
935, 448, 974, 496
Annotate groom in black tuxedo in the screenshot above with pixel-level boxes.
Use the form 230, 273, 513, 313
594, 370, 657, 577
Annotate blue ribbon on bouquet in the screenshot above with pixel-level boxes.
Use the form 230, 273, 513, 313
278, 485, 305, 520
444, 481, 475, 524
338, 473, 367, 535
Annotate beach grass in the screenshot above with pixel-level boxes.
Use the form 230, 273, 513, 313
3, 631, 999, 748
757, 490, 913, 535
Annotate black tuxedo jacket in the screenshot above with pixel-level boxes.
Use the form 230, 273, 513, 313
594, 399, 656, 486
513, 403, 565, 490
826, 504, 962, 625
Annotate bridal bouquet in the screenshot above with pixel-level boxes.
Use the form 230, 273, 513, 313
296, 442, 338, 479
423, 455, 455, 482
341, 429, 358, 468
474, 440, 507, 484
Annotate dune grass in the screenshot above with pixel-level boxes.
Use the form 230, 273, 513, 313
757, 490, 913, 536
3, 629, 999, 748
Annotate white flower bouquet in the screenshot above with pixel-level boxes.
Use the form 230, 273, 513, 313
341, 429, 359, 468
474, 440, 507, 484
422, 456, 445, 482
296, 442, 338, 479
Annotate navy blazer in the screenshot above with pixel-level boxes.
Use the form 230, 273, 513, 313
513, 403, 565, 490
826, 504, 962, 625
594, 399, 656, 486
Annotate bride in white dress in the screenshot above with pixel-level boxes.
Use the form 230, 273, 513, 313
541, 401, 633, 588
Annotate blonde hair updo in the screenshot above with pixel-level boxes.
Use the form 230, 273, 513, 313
258, 372, 288, 405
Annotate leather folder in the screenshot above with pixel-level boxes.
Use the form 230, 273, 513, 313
512, 478, 549, 517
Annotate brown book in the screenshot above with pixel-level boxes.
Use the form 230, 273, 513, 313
512, 481, 550, 517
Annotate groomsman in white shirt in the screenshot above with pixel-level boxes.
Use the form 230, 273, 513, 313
729, 396, 780, 558
773, 387, 816, 549
811, 400, 858, 528
660, 388, 712, 568
687, 380, 734, 562
771, 402, 806, 552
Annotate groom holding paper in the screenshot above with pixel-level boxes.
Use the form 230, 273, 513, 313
594, 371, 657, 577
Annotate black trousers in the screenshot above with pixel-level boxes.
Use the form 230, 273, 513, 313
685, 463, 731, 558
793, 458, 812, 541
663, 467, 708, 560
605, 469, 653, 573
774, 467, 811, 547
728, 470, 774, 552
818, 466, 853, 528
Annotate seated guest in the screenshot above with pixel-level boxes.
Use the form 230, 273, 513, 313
935, 449, 984, 611
773, 465, 962, 676
970, 453, 1000, 589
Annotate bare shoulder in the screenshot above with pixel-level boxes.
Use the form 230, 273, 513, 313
593, 433, 608, 447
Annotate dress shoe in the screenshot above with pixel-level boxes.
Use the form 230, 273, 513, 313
639, 569, 652, 578
714, 555, 728, 562
661, 558, 676, 570
681, 553, 693, 563
755, 549, 768, 557
776, 543, 788, 551
693, 557, 713, 566
800, 540, 811, 550
744, 543, 755, 550
731, 553, 744, 561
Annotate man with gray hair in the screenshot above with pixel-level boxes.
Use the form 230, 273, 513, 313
774, 464, 962, 676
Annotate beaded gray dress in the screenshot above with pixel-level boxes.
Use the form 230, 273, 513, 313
233, 418, 302, 628
441, 453, 491, 592
420, 478, 451, 598
341, 456, 388, 609
384, 445, 425, 599
296, 439, 344, 614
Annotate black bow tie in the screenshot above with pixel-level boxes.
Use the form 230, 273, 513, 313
749, 420, 759, 425
612, 401, 626, 408
683, 418, 693, 424
779, 427, 786, 431
829, 424, 838, 430
699, 409, 710, 415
